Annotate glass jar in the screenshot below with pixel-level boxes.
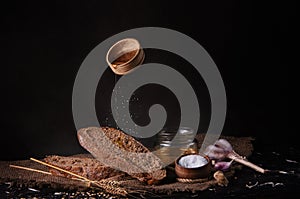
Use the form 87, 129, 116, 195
154, 127, 198, 165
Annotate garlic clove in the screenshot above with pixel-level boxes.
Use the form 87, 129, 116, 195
214, 160, 233, 171
203, 145, 227, 160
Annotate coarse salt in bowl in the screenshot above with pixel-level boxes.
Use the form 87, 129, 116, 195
178, 154, 208, 168
175, 154, 211, 179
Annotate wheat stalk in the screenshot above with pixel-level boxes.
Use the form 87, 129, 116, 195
10, 158, 160, 197
10, 158, 161, 197
9, 164, 52, 175
30, 158, 128, 196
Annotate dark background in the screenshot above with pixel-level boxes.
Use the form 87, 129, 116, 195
0, 1, 294, 160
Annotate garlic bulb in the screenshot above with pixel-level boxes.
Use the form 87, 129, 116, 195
203, 145, 227, 160
203, 138, 266, 173
214, 139, 233, 152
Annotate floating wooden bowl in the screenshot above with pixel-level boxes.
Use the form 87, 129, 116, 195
106, 38, 145, 75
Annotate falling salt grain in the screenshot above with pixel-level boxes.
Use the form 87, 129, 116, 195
178, 155, 208, 168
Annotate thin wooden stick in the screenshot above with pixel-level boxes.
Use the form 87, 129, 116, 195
10, 164, 87, 183
227, 152, 265, 173
30, 158, 90, 181
9, 164, 52, 175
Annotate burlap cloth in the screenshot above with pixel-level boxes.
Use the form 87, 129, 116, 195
0, 134, 254, 195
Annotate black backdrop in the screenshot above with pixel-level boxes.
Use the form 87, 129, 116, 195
0, 1, 294, 160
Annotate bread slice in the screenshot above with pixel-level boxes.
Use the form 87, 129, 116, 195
77, 127, 166, 184
44, 155, 124, 181
99, 127, 150, 153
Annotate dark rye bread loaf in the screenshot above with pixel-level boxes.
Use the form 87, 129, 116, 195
77, 127, 166, 184
100, 127, 150, 153
44, 155, 124, 181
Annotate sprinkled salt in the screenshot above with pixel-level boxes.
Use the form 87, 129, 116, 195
178, 155, 208, 168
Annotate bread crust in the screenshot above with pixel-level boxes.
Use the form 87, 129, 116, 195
77, 127, 166, 184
